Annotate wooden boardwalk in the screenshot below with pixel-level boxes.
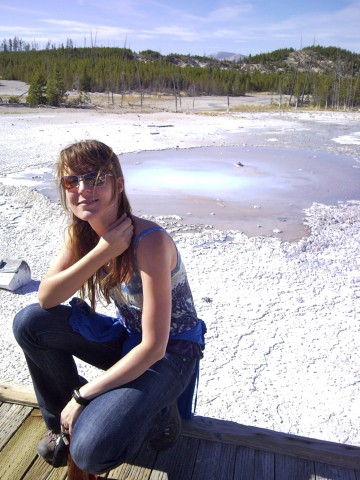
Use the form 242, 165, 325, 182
1, 382, 360, 480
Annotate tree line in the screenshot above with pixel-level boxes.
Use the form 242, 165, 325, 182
0, 40, 359, 109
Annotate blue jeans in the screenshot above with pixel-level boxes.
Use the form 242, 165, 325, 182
13, 303, 196, 474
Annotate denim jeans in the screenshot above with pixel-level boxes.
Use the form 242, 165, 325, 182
13, 303, 196, 474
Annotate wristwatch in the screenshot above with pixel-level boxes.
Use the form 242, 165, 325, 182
71, 388, 91, 406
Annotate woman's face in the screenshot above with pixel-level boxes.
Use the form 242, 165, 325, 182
63, 169, 124, 225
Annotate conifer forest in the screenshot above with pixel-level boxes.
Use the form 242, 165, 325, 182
0, 38, 359, 109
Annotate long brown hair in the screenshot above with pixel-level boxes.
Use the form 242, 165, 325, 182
56, 139, 133, 308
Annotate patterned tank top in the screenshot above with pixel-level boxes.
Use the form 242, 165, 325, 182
110, 226, 200, 337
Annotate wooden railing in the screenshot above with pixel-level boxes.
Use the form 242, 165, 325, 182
1, 381, 359, 470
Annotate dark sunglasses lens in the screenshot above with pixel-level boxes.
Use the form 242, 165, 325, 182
84, 173, 106, 186
62, 172, 107, 189
63, 176, 78, 189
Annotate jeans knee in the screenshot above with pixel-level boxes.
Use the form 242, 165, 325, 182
70, 436, 125, 475
13, 303, 43, 345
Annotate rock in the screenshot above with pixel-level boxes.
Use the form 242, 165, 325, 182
0, 259, 31, 291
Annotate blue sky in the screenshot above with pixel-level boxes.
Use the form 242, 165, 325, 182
1, 0, 359, 56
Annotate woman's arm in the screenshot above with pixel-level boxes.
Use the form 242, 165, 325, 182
64, 232, 175, 414
38, 215, 133, 308
81, 231, 174, 394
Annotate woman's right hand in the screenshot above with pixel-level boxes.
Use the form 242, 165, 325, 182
99, 214, 134, 258
38, 215, 133, 309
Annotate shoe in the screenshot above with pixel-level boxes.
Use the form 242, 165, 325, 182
149, 403, 181, 451
37, 431, 68, 467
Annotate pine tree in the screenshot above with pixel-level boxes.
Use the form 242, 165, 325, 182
46, 70, 67, 106
27, 72, 47, 105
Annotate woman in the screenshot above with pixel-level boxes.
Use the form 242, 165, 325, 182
13, 140, 205, 475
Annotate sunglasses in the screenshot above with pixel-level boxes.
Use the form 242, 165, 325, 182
61, 171, 113, 190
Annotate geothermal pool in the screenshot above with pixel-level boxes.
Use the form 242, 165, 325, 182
1, 146, 359, 240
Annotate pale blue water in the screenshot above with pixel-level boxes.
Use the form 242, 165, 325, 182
121, 146, 360, 203
1, 146, 359, 239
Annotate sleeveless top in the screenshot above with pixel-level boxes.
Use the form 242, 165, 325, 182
109, 226, 204, 358
68, 225, 206, 417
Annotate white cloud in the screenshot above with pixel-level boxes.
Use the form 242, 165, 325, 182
42, 18, 133, 36
74, 0, 150, 20
144, 25, 198, 41
206, 3, 254, 22
0, 4, 43, 15
43, 19, 92, 29
0, 24, 43, 37
211, 28, 244, 39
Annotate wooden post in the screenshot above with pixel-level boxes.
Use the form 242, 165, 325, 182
68, 457, 98, 480
67, 442, 99, 479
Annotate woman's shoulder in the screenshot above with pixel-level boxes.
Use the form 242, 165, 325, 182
132, 215, 160, 236
132, 216, 175, 253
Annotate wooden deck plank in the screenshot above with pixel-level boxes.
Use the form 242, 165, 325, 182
0, 402, 32, 451
2, 380, 360, 470
314, 461, 357, 480
149, 435, 200, 480
233, 446, 256, 480
0, 401, 358, 480
106, 441, 157, 479
0, 409, 47, 480
0, 382, 38, 408
275, 453, 314, 480
190, 439, 237, 480
183, 416, 360, 470
22, 456, 67, 480
254, 450, 275, 480
1, 382, 360, 479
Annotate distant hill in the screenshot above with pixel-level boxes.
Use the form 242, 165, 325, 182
240, 46, 359, 75
209, 51, 245, 62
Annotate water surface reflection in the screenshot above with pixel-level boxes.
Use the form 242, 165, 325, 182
1, 146, 359, 241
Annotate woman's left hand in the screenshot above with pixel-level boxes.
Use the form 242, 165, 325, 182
60, 399, 85, 436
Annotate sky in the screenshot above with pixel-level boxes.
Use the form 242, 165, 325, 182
1, 0, 359, 56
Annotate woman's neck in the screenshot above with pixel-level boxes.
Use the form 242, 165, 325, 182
88, 212, 118, 237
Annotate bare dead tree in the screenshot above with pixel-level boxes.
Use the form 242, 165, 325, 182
134, 60, 144, 110
90, 30, 97, 48
171, 74, 178, 112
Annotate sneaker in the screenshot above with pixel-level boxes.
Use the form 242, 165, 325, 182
149, 403, 181, 451
37, 431, 68, 467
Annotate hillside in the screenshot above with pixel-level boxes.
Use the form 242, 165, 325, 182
162, 46, 359, 76
0, 42, 359, 109
241, 46, 359, 75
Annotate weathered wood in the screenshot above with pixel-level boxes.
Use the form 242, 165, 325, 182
275, 453, 314, 480
182, 416, 360, 470
314, 461, 357, 480
0, 397, 360, 480
150, 435, 199, 480
0, 410, 46, 480
0, 402, 32, 451
22, 456, 67, 480
254, 450, 275, 480
0, 381, 37, 407
0, 402, 67, 479
107, 440, 157, 479
1, 381, 360, 476
191, 439, 237, 480
234, 446, 256, 480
